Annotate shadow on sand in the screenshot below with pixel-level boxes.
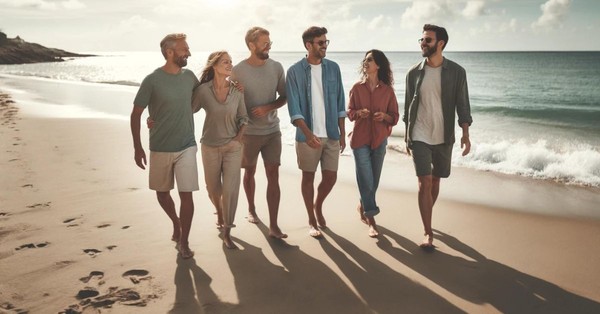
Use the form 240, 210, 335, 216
373, 226, 600, 314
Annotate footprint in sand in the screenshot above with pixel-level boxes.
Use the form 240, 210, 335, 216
121, 226, 130, 229
96, 224, 111, 229
21, 184, 33, 188
63, 217, 81, 227
122, 269, 151, 284
15, 242, 50, 251
0, 212, 9, 217
76, 287, 100, 300
106, 245, 117, 251
83, 249, 102, 257
26, 202, 51, 209
79, 271, 104, 284
0, 302, 28, 314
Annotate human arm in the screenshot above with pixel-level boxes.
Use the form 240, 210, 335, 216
234, 92, 249, 142
460, 123, 471, 156
338, 117, 346, 153
251, 95, 287, 117
130, 105, 147, 169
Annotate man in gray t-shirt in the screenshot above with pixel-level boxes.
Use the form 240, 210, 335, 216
231, 27, 288, 239
130, 33, 199, 259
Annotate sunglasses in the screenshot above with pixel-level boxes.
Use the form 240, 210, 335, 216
418, 37, 435, 44
312, 40, 330, 47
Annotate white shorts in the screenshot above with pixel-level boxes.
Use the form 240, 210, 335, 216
149, 145, 199, 192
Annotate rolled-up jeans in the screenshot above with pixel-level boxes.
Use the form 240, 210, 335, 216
201, 140, 242, 228
352, 138, 387, 217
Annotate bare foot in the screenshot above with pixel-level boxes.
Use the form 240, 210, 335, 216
309, 226, 322, 238
368, 225, 379, 238
247, 212, 259, 224
176, 243, 194, 259
268, 226, 288, 239
223, 236, 238, 249
357, 204, 368, 225
171, 222, 181, 242
419, 234, 434, 248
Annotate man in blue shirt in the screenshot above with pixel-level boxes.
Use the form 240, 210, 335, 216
286, 26, 346, 238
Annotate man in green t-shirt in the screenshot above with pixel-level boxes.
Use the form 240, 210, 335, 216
130, 33, 199, 259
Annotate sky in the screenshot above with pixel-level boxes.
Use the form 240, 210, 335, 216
1, 0, 598, 53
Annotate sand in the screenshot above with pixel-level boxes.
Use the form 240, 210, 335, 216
1, 79, 600, 313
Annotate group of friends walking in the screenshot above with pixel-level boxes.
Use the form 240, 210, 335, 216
130, 24, 472, 259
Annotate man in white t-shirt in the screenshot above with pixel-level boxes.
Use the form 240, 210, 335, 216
286, 26, 346, 238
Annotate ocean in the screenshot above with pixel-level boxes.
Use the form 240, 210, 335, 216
1, 51, 599, 188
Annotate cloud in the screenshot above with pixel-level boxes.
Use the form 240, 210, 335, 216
462, 1, 486, 19
117, 15, 157, 33
0, 0, 85, 10
400, 1, 455, 28
499, 18, 518, 33
532, 0, 572, 30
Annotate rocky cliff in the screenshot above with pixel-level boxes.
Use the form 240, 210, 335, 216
0, 32, 94, 64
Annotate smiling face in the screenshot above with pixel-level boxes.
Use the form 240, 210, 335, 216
420, 30, 440, 58
307, 34, 329, 60
169, 39, 191, 68
362, 52, 379, 77
250, 34, 272, 60
213, 53, 233, 77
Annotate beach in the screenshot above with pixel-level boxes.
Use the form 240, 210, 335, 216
1, 77, 600, 313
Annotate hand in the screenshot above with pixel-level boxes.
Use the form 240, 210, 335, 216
306, 134, 322, 149
146, 117, 155, 129
461, 136, 471, 156
372, 112, 387, 122
358, 108, 370, 119
251, 105, 270, 118
339, 137, 346, 153
134, 148, 147, 169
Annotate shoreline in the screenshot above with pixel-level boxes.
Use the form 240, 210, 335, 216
1, 79, 600, 313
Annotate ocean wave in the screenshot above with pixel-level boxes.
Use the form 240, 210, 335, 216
474, 105, 600, 130
454, 140, 600, 187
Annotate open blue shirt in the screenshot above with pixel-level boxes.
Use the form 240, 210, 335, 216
286, 58, 346, 142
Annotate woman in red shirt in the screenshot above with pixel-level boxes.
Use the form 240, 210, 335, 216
347, 49, 399, 237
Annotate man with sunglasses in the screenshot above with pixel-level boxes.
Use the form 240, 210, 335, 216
286, 26, 346, 238
404, 24, 473, 248
231, 27, 288, 239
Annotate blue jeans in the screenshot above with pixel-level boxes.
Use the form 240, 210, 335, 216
352, 138, 387, 217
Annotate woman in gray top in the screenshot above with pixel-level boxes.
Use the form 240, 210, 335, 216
192, 51, 248, 249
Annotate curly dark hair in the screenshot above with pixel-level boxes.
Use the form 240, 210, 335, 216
360, 49, 393, 87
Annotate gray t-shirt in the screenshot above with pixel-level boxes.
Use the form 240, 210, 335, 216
134, 68, 199, 152
232, 59, 286, 135
192, 81, 249, 147
413, 65, 444, 145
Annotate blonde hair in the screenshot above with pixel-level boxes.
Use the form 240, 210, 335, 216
160, 33, 186, 59
199, 50, 229, 84
244, 27, 269, 49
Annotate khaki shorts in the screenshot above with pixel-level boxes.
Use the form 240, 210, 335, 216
410, 141, 453, 178
295, 138, 340, 172
149, 145, 199, 192
242, 132, 282, 168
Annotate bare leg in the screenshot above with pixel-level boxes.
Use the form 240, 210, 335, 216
265, 163, 286, 238
222, 227, 238, 249
417, 175, 434, 247
178, 192, 194, 246
243, 166, 259, 223
357, 203, 368, 225
366, 215, 379, 238
301, 171, 320, 237
314, 170, 337, 228
156, 191, 181, 242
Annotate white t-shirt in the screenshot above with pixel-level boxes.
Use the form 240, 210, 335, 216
412, 65, 444, 145
310, 63, 327, 138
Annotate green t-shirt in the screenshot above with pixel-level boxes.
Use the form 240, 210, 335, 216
134, 68, 199, 152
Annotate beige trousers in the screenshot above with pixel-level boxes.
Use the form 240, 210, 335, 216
201, 140, 243, 228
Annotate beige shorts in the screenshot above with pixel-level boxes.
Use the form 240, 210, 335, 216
295, 138, 340, 172
149, 145, 199, 192
242, 132, 282, 168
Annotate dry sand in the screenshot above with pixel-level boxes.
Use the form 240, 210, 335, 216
1, 88, 600, 313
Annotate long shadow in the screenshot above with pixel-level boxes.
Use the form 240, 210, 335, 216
321, 228, 465, 314
169, 256, 235, 314
377, 226, 600, 314
219, 221, 368, 313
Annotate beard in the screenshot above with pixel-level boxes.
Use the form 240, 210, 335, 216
421, 43, 438, 58
174, 55, 188, 67
256, 49, 270, 60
